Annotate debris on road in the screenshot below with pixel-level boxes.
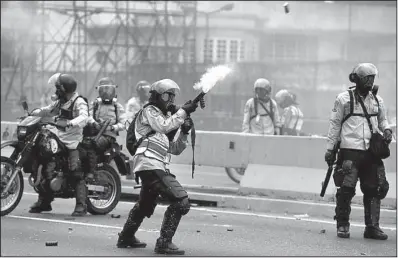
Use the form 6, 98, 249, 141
227, 228, 233, 232
319, 229, 326, 234
45, 241, 58, 247
111, 214, 121, 218
42, 230, 46, 232
196, 230, 201, 233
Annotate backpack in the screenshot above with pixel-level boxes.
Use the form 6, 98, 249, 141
125, 104, 154, 156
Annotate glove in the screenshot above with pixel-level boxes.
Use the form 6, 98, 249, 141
199, 98, 206, 109
181, 117, 193, 134
181, 100, 198, 115
324, 150, 335, 166
383, 129, 393, 144
93, 122, 102, 131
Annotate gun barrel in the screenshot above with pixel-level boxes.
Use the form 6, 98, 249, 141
192, 92, 206, 104
94, 119, 111, 142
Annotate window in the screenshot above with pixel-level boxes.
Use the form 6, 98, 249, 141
229, 40, 239, 62
203, 39, 213, 63
203, 38, 247, 63
216, 39, 227, 63
239, 40, 245, 61
262, 34, 317, 61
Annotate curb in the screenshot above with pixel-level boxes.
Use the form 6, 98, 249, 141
121, 184, 397, 225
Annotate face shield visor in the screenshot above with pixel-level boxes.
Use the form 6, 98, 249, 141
98, 85, 117, 103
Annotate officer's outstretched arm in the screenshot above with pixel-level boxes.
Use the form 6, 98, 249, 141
326, 96, 344, 150
242, 100, 251, 133
168, 131, 188, 155
31, 102, 60, 117
144, 106, 187, 134
112, 103, 127, 131
376, 96, 391, 132
69, 98, 89, 128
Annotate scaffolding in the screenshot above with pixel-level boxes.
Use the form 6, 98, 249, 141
1, 1, 198, 105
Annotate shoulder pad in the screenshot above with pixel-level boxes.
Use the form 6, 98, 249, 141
144, 105, 161, 118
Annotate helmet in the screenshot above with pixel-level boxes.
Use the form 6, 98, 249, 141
56, 74, 77, 93
349, 63, 378, 83
48, 73, 61, 88
150, 79, 180, 95
97, 77, 117, 103
275, 89, 290, 106
136, 80, 150, 92
254, 78, 271, 92
275, 89, 297, 108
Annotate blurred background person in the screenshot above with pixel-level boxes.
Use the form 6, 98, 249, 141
275, 89, 304, 136
242, 78, 281, 135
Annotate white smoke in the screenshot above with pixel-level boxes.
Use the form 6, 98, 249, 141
193, 65, 233, 93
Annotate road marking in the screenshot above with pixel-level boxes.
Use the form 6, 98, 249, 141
21, 192, 397, 231
4, 215, 159, 233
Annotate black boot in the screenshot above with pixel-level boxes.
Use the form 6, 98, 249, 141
29, 193, 53, 213
363, 196, 388, 240
334, 187, 354, 238
154, 206, 185, 255
71, 180, 87, 217
117, 205, 147, 248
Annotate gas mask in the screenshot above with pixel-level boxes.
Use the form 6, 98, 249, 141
357, 75, 375, 96
97, 85, 117, 104
255, 88, 271, 103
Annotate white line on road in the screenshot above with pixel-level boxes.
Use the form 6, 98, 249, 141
4, 215, 159, 233
20, 192, 397, 231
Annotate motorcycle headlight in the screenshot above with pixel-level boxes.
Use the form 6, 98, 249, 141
17, 126, 27, 138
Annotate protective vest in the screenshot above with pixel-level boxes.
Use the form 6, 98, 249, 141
134, 106, 171, 164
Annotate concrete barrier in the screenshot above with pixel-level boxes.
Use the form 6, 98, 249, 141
2, 123, 396, 172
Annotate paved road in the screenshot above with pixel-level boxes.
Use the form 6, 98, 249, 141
0, 147, 239, 189
1, 190, 396, 256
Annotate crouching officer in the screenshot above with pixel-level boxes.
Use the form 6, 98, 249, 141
117, 79, 199, 255
325, 63, 393, 240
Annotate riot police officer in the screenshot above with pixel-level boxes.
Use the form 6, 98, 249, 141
117, 79, 199, 255
242, 78, 281, 135
325, 63, 393, 240
29, 73, 89, 216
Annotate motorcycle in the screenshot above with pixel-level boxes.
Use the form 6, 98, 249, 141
1, 101, 123, 216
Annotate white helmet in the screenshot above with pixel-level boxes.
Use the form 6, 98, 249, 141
150, 79, 180, 95
47, 73, 61, 87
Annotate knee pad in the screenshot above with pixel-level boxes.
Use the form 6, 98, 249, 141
173, 197, 190, 216
361, 184, 387, 199
337, 186, 356, 199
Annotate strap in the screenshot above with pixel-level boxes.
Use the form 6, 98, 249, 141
93, 100, 99, 121
114, 103, 119, 125
341, 90, 354, 124
253, 98, 258, 117
356, 92, 374, 133
190, 122, 196, 179
258, 101, 274, 125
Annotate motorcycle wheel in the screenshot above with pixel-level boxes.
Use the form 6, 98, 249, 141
224, 167, 246, 184
86, 163, 121, 215
1, 156, 24, 216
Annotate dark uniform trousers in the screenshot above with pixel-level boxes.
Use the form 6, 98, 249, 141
333, 148, 389, 228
